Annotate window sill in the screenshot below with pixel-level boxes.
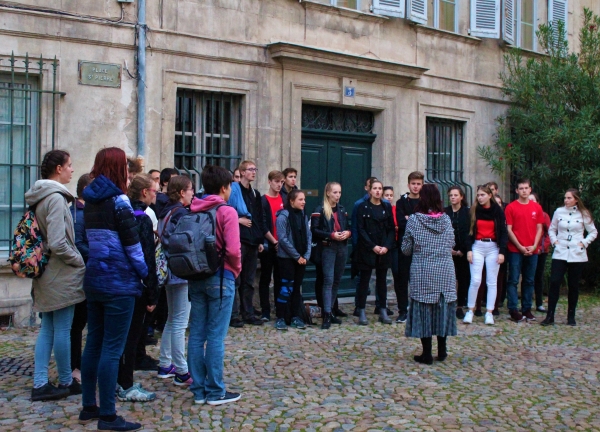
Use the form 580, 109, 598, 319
411, 23, 482, 45
501, 42, 548, 58
301, 0, 389, 24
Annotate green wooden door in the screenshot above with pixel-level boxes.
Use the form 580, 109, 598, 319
301, 130, 375, 299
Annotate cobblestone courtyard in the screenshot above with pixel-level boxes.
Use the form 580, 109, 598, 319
1, 295, 600, 431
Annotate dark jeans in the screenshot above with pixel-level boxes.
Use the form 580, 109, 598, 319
321, 242, 348, 313
276, 258, 306, 320
357, 266, 388, 309
452, 255, 470, 308
314, 265, 340, 311
507, 252, 538, 312
395, 252, 412, 313
81, 293, 135, 416
70, 299, 87, 371
534, 253, 548, 307
118, 294, 148, 390
237, 243, 259, 320
547, 259, 585, 315
258, 246, 281, 318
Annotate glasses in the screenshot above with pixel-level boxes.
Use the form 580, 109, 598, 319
245, 168, 258, 172
146, 188, 158, 194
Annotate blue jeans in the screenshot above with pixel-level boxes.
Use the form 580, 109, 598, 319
81, 293, 135, 416
321, 242, 348, 313
159, 283, 190, 374
188, 275, 235, 402
506, 252, 538, 312
33, 305, 75, 388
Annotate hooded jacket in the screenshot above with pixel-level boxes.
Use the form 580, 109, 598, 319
83, 175, 148, 296
276, 209, 312, 261
401, 212, 457, 304
70, 199, 89, 262
190, 195, 242, 279
24, 180, 86, 312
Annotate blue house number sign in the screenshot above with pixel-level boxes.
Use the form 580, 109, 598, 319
344, 86, 355, 97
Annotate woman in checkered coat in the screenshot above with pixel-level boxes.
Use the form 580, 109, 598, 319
401, 184, 457, 365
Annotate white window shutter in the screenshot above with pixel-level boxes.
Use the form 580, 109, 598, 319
502, 0, 515, 44
372, 0, 405, 18
470, 0, 501, 38
548, 0, 568, 33
407, 0, 427, 24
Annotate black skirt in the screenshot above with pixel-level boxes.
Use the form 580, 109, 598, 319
405, 294, 457, 338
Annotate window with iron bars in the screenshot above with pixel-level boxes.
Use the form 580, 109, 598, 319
174, 90, 243, 191
425, 117, 472, 205
0, 54, 62, 255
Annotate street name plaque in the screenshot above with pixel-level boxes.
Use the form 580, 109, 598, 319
78, 61, 121, 88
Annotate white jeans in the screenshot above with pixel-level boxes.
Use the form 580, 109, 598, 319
159, 283, 191, 374
467, 241, 500, 311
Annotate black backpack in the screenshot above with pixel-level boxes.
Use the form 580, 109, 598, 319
166, 204, 225, 280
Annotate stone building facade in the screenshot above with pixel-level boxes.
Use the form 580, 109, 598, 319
0, 0, 596, 325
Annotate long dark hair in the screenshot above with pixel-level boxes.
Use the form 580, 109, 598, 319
447, 185, 469, 208
565, 188, 594, 223
469, 184, 501, 235
414, 184, 443, 214
90, 147, 128, 193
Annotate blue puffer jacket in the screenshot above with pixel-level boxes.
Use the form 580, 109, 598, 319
82, 175, 148, 296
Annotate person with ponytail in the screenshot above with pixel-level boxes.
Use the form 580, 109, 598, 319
80, 147, 148, 431
541, 189, 597, 326
463, 184, 508, 326
311, 182, 351, 329
24, 150, 86, 402
275, 189, 312, 330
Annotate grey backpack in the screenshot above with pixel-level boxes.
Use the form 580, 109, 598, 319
166, 204, 225, 280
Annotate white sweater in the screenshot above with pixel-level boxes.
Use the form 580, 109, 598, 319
549, 205, 597, 262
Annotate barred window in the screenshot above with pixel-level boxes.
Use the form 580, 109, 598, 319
174, 90, 242, 190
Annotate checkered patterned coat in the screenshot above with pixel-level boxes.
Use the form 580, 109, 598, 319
401, 213, 457, 304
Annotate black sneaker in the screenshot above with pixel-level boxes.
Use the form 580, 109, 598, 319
98, 415, 141, 431
396, 312, 407, 323
207, 391, 241, 406
386, 308, 395, 316
333, 308, 348, 318
492, 308, 500, 316
474, 309, 483, 317
59, 379, 82, 395
353, 308, 360, 317
373, 306, 380, 314
523, 309, 536, 321
78, 407, 100, 425
229, 318, 244, 328
145, 336, 158, 346
135, 355, 159, 371
509, 309, 526, 322
455, 307, 465, 319
244, 317, 264, 326
31, 382, 70, 402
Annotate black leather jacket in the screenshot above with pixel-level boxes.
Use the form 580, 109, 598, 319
310, 204, 349, 244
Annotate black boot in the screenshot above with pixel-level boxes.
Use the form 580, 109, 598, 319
330, 314, 342, 325
540, 311, 554, 326
321, 312, 332, 330
414, 337, 433, 365
357, 308, 368, 326
333, 308, 348, 318
379, 307, 392, 324
567, 310, 576, 326
435, 336, 447, 362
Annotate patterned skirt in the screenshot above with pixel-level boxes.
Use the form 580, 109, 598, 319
405, 294, 457, 338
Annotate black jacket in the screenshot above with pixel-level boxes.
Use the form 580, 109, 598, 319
131, 200, 159, 306
70, 200, 89, 262
355, 200, 395, 269
311, 204, 349, 244
444, 205, 471, 255
465, 204, 509, 255
396, 193, 420, 242
240, 183, 268, 246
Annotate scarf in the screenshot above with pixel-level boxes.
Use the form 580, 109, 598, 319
475, 204, 496, 221
287, 206, 307, 256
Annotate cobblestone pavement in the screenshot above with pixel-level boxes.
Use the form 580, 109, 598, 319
1, 295, 600, 432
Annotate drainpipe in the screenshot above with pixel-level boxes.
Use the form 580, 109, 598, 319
137, 0, 146, 160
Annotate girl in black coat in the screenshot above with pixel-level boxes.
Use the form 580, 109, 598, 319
355, 181, 395, 325
444, 186, 471, 319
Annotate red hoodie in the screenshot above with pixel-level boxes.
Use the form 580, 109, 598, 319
190, 195, 242, 279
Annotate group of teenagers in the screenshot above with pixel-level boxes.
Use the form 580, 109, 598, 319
21, 148, 597, 431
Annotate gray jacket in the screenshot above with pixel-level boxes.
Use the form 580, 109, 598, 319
276, 209, 312, 261
401, 213, 457, 304
24, 180, 86, 312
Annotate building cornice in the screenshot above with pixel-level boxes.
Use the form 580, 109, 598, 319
301, 0, 388, 24
268, 42, 429, 82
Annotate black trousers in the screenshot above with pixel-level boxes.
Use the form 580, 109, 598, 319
258, 246, 281, 318
277, 258, 306, 320
357, 266, 388, 309
70, 300, 87, 371
452, 255, 470, 308
547, 259, 585, 315
395, 253, 412, 313
238, 243, 259, 320
534, 253, 548, 307
118, 294, 148, 390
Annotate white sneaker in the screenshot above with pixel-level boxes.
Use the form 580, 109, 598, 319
463, 310, 473, 324
117, 383, 157, 402
485, 312, 494, 325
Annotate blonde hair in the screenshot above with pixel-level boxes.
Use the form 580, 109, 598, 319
127, 174, 155, 201
323, 182, 341, 220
